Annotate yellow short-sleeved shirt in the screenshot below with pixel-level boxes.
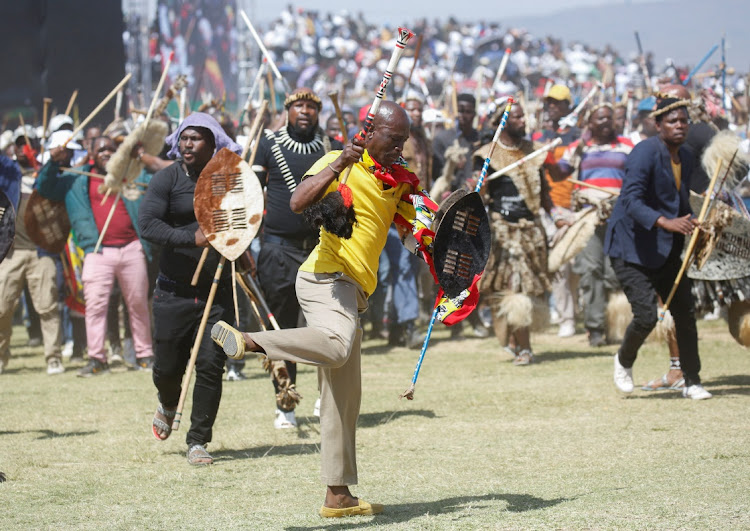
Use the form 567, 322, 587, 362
299, 150, 417, 296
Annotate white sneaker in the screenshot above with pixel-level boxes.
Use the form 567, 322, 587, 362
274, 409, 297, 429
613, 353, 634, 393
549, 309, 562, 325
47, 358, 65, 375
683, 384, 712, 400
558, 321, 575, 338
62, 341, 74, 359
313, 398, 321, 418
225, 368, 246, 381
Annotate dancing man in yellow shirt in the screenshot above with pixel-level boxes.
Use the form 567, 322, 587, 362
212, 101, 420, 517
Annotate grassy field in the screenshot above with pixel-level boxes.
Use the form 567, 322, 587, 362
1, 319, 749, 530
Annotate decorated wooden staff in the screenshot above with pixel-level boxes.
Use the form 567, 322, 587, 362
172, 148, 264, 431
304, 27, 415, 239
400, 99, 513, 400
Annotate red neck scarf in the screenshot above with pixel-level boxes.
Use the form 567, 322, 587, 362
366, 151, 419, 189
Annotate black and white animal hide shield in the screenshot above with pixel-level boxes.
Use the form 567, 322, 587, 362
432, 189, 491, 298
0, 190, 15, 264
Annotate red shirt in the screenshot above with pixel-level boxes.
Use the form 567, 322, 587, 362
89, 177, 137, 247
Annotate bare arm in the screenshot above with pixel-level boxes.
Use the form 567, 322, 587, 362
289, 135, 364, 213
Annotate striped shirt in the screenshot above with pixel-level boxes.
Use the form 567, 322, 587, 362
559, 136, 634, 192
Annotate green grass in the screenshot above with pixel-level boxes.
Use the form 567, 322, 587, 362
1, 320, 749, 529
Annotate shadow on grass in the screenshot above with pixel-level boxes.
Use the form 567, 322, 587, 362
210, 411, 436, 461
212, 442, 320, 461
284, 492, 573, 530
0, 429, 98, 439
357, 409, 436, 428
704, 374, 750, 396
534, 349, 613, 363
627, 374, 750, 399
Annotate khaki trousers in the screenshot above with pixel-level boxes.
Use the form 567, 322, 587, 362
250, 271, 367, 486
0, 248, 61, 363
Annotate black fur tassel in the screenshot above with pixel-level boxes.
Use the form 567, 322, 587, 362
303, 192, 357, 239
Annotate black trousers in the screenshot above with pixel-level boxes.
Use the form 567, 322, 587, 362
611, 242, 701, 386
151, 287, 231, 447
257, 240, 312, 399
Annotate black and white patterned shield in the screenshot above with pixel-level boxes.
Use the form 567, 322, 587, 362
432, 189, 491, 298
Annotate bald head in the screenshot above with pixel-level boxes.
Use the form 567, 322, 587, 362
659, 84, 691, 100
365, 101, 410, 167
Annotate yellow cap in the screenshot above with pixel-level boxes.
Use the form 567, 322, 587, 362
546, 85, 572, 104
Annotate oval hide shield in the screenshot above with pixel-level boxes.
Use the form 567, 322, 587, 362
193, 148, 264, 262
432, 190, 491, 298
24, 190, 71, 254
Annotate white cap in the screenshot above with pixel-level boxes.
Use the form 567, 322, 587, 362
48, 114, 74, 133
12, 125, 37, 143
46, 129, 82, 150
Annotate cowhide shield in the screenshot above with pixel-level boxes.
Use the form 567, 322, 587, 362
23, 190, 71, 254
193, 148, 264, 262
0, 190, 16, 263
547, 207, 598, 273
687, 192, 750, 281
432, 189, 491, 298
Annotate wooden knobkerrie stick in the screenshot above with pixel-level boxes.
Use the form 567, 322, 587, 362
93, 191, 121, 253
17, 114, 31, 148
65, 89, 79, 116
41, 98, 52, 154
235, 273, 266, 330
172, 256, 226, 431
660, 158, 724, 320
62, 74, 132, 149
569, 178, 620, 196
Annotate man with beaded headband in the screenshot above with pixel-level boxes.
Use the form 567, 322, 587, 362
253, 87, 342, 428
476, 100, 560, 365
605, 96, 712, 400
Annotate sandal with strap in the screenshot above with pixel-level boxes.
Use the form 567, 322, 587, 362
642, 373, 685, 391
513, 349, 535, 366
152, 405, 176, 441
187, 444, 213, 466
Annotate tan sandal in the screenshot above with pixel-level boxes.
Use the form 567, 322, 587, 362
152, 405, 176, 441
211, 321, 246, 360
187, 444, 213, 466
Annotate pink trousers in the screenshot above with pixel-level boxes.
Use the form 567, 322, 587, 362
81, 240, 153, 362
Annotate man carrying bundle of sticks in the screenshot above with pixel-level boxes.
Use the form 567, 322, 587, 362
212, 101, 423, 516
253, 88, 341, 429
604, 96, 711, 400
37, 134, 154, 377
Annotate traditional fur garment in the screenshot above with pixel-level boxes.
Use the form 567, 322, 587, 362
480, 213, 549, 297
474, 138, 545, 213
